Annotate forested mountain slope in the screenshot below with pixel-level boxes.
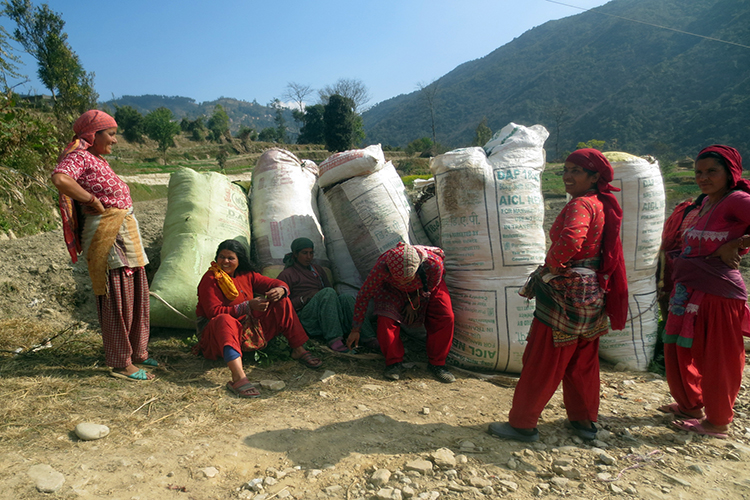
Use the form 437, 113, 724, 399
362, 0, 750, 159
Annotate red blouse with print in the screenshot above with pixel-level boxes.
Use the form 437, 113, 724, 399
545, 191, 604, 268
53, 149, 132, 209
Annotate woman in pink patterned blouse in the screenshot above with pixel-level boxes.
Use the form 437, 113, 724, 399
51, 110, 154, 382
346, 242, 456, 383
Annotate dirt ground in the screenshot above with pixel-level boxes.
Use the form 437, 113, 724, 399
1, 192, 750, 500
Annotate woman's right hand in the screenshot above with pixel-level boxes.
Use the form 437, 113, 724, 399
346, 328, 361, 349
709, 238, 743, 269
249, 297, 269, 312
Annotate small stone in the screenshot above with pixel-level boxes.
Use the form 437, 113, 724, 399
687, 464, 704, 474
277, 489, 291, 499
459, 440, 476, 450
246, 478, 264, 491
260, 380, 285, 391
625, 486, 638, 494
362, 384, 383, 391
356, 404, 369, 411
306, 469, 322, 479
597, 429, 612, 440
468, 477, 491, 488
725, 452, 741, 461
550, 477, 569, 489
200, 467, 219, 478
75, 422, 110, 441
417, 492, 440, 500
506, 457, 518, 470
421, 407, 430, 415
599, 453, 616, 465
552, 465, 581, 479
405, 459, 433, 475
325, 485, 344, 495
591, 439, 608, 448
552, 458, 572, 467
659, 471, 691, 488
609, 483, 623, 494
28, 464, 65, 493
596, 472, 612, 481
431, 448, 456, 468
402, 486, 415, 498
263, 476, 278, 486
498, 480, 518, 492
455, 454, 468, 464
320, 370, 336, 383
376, 487, 403, 500
371, 468, 392, 486
319, 391, 330, 398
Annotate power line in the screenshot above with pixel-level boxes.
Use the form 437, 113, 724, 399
544, 0, 750, 50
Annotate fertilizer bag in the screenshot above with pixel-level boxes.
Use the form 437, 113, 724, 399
150, 168, 251, 329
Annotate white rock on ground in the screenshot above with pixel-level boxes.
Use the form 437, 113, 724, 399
260, 380, 285, 391
371, 468, 392, 486
74, 422, 110, 441
28, 464, 65, 493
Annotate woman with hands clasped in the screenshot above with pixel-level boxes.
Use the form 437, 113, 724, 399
195, 239, 322, 398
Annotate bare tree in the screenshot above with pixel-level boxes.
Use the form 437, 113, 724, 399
548, 103, 569, 162
283, 81, 313, 111
417, 80, 439, 146
318, 78, 371, 112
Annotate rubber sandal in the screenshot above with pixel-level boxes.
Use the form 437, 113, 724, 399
567, 420, 598, 440
226, 377, 261, 398
487, 422, 539, 442
657, 402, 704, 420
328, 338, 350, 353
295, 351, 322, 369
136, 358, 158, 367
671, 418, 728, 439
110, 368, 154, 382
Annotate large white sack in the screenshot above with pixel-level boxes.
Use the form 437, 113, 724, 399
445, 273, 535, 373
150, 168, 251, 329
316, 187, 363, 297
599, 275, 659, 371
414, 178, 440, 246
318, 144, 386, 188
430, 143, 546, 276
604, 151, 666, 282
251, 148, 328, 277
324, 161, 430, 279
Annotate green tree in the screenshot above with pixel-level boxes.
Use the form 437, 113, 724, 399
406, 137, 433, 156
471, 118, 492, 147
269, 98, 287, 144
576, 139, 606, 151
207, 104, 230, 142
0, 25, 22, 87
143, 107, 180, 165
3, 0, 97, 118
297, 104, 325, 144
114, 105, 144, 143
324, 94, 361, 152
258, 127, 279, 143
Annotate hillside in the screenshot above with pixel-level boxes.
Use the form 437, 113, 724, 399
362, 0, 750, 159
104, 95, 296, 136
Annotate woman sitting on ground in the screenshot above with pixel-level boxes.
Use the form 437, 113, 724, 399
277, 237, 377, 352
195, 239, 322, 398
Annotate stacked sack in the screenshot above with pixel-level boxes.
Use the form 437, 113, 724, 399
251, 149, 329, 278
150, 168, 252, 329
433, 123, 549, 373
414, 178, 440, 246
598, 152, 666, 370
319, 144, 430, 279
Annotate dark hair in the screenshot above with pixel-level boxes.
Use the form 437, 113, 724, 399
215, 239, 256, 274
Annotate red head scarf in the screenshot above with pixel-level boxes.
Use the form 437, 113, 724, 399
696, 145, 750, 194
565, 148, 628, 330
58, 110, 118, 161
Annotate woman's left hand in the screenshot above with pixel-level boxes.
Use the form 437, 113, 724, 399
709, 237, 745, 269
265, 287, 285, 302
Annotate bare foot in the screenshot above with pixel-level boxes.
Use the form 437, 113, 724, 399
699, 418, 729, 434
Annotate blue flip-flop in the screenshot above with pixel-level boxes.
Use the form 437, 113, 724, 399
110, 368, 153, 382
488, 422, 539, 442
136, 358, 158, 367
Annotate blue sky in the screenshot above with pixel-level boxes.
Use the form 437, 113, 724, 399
2, 0, 610, 108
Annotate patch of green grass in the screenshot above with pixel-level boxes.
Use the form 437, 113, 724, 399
402, 174, 433, 188
542, 162, 566, 196
128, 183, 170, 203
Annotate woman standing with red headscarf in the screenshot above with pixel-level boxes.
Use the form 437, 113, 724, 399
489, 148, 628, 442
659, 145, 750, 439
51, 110, 154, 381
